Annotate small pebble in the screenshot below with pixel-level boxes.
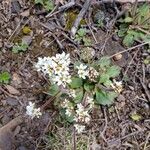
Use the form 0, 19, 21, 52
113, 54, 122, 61
142, 103, 149, 111
129, 86, 134, 91
22, 36, 32, 46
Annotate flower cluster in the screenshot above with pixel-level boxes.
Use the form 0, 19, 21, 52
86, 96, 94, 109
88, 67, 99, 82
74, 103, 91, 123
26, 102, 42, 119
76, 64, 89, 79
61, 95, 94, 133
33, 52, 122, 134
74, 124, 85, 134
35, 52, 71, 87
61, 99, 74, 117
111, 79, 123, 93
73, 96, 94, 133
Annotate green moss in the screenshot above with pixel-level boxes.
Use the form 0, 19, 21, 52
65, 10, 86, 30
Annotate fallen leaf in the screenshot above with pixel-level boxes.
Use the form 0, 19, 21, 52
12, 73, 22, 85
20, 9, 30, 17
131, 113, 142, 121
4, 85, 20, 95
22, 26, 32, 34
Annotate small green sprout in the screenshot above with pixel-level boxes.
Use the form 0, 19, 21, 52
12, 42, 28, 53
35, 0, 54, 11
0, 71, 11, 84
117, 3, 150, 47
75, 28, 92, 46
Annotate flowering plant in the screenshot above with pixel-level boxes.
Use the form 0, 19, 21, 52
27, 51, 122, 133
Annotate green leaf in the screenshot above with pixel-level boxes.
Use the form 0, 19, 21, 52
98, 56, 111, 68
106, 66, 120, 78
69, 77, 83, 89
119, 23, 129, 29
66, 114, 75, 123
99, 74, 109, 83
143, 35, 150, 43
49, 84, 59, 96
103, 80, 112, 87
0, 72, 11, 84
21, 43, 28, 51
74, 61, 81, 69
44, 0, 54, 11
124, 17, 133, 23
95, 90, 117, 105
144, 58, 150, 64
84, 82, 94, 92
12, 42, 28, 53
60, 109, 74, 123
107, 92, 118, 102
137, 3, 149, 17
83, 37, 92, 46
99, 74, 112, 87
12, 44, 20, 53
73, 88, 83, 103
118, 29, 127, 37
123, 34, 134, 47
35, 0, 44, 4
77, 28, 87, 37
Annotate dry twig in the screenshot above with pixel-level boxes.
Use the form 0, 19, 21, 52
70, 0, 92, 38
109, 42, 150, 58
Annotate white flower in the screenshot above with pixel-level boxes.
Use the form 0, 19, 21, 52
68, 89, 76, 98
52, 75, 63, 86
26, 102, 35, 117
76, 103, 84, 112
62, 75, 72, 84
84, 116, 90, 123
55, 52, 70, 64
86, 96, 94, 109
114, 80, 122, 87
26, 102, 42, 119
33, 108, 42, 118
74, 124, 85, 134
87, 96, 93, 104
35, 52, 72, 87
61, 99, 74, 111
75, 103, 91, 123
65, 108, 72, 116
61, 99, 69, 108
76, 64, 89, 79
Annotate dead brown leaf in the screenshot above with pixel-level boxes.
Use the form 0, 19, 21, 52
4, 85, 20, 95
